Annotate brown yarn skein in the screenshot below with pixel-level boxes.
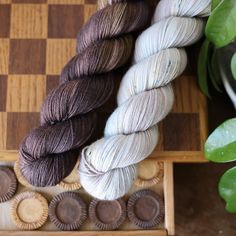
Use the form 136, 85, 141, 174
19, 0, 149, 187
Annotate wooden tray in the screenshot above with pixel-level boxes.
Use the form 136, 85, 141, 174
0, 0, 208, 235
0, 160, 173, 236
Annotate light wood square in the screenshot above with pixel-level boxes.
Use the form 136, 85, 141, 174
0, 39, 9, 74
48, 0, 84, 4
0, 112, 7, 149
10, 4, 47, 38
84, 4, 97, 23
0, 0, 11, 3
46, 39, 76, 75
6, 75, 46, 112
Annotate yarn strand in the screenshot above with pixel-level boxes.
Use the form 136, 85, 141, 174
79, 0, 211, 200
19, 0, 149, 187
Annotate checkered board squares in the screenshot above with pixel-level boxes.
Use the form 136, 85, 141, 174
0, 0, 207, 162
0, 0, 97, 152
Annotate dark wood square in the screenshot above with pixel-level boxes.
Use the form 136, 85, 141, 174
163, 113, 200, 151
48, 5, 84, 38
9, 39, 46, 74
0, 75, 7, 111
6, 112, 39, 149
85, 0, 97, 3
0, 4, 11, 37
46, 75, 59, 95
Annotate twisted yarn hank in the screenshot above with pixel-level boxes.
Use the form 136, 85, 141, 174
19, 0, 149, 187
79, 0, 211, 200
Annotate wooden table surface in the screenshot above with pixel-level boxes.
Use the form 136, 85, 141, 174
0, 0, 207, 163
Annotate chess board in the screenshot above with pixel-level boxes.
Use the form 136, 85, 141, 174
0, 0, 207, 163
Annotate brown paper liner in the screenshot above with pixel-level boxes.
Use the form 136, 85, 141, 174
135, 161, 164, 187
58, 160, 81, 191
13, 160, 32, 188
127, 189, 164, 229
89, 198, 126, 230
11, 191, 48, 230
49, 192, 87, 230
0, 167, 18, 203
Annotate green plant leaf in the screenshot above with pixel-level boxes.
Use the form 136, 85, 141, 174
211, 48, 222, 87
205, 118, 236, 162
230, 52, 236, 80
208, 47, 222, 92
206, 0, 236, 48
219, 167, 236, 213
198, 39, 210, 97
211, 0, 223, 11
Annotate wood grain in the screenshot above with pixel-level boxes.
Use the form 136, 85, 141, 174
0, 39, 9, 74
0, 4, 11, 37
0, 230, 167, 236
9, 39, 46, 74
6, 75, 46, 112
0, 76, 7, 111
48, 5, 84, 38
0, 113, 7, 150
10, 4, 47, 38
46, 39, 76, 75
164, 162, 175, 236
6, 112, 39, 149
163, 113, 200, 151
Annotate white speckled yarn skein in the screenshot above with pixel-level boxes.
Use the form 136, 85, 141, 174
79, 0, 211, 200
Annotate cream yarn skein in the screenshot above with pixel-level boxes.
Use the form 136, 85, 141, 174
79, 0, 211, 200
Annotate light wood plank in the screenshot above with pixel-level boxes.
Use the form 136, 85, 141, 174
164, 162, 175, 236
0, 150, 208, 163
0, 39, 9, 74
0, 230, 167, 236
0, 113, 7, 150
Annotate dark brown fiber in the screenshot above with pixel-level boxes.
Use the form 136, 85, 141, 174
19, 0, 149, 187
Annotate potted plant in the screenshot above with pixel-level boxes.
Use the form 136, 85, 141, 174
198, 0, 236, 213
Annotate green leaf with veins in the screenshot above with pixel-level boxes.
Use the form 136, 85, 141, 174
205, 118, 236, 162
219, 167, 236, 213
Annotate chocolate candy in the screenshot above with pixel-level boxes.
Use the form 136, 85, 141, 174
0, 166, 18, 203
89, 198, 126, 230
49, 192, 87, 230
127, 189, 164, 228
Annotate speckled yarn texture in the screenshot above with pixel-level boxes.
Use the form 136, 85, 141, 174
79, 0, 212, 200
19, 0, 149, 187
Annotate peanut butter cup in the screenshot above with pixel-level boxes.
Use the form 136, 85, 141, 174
89, 198, 126, 230
0, 166, 18, 203
11, 191, 48, 230
58, 160, 81, 191
135, 161, 164, 187
13, 160, 32, 188
127, 189, 164, 228
49, 192, 87, 230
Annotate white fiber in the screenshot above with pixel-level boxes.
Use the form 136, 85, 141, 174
79, 0, 211, 200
